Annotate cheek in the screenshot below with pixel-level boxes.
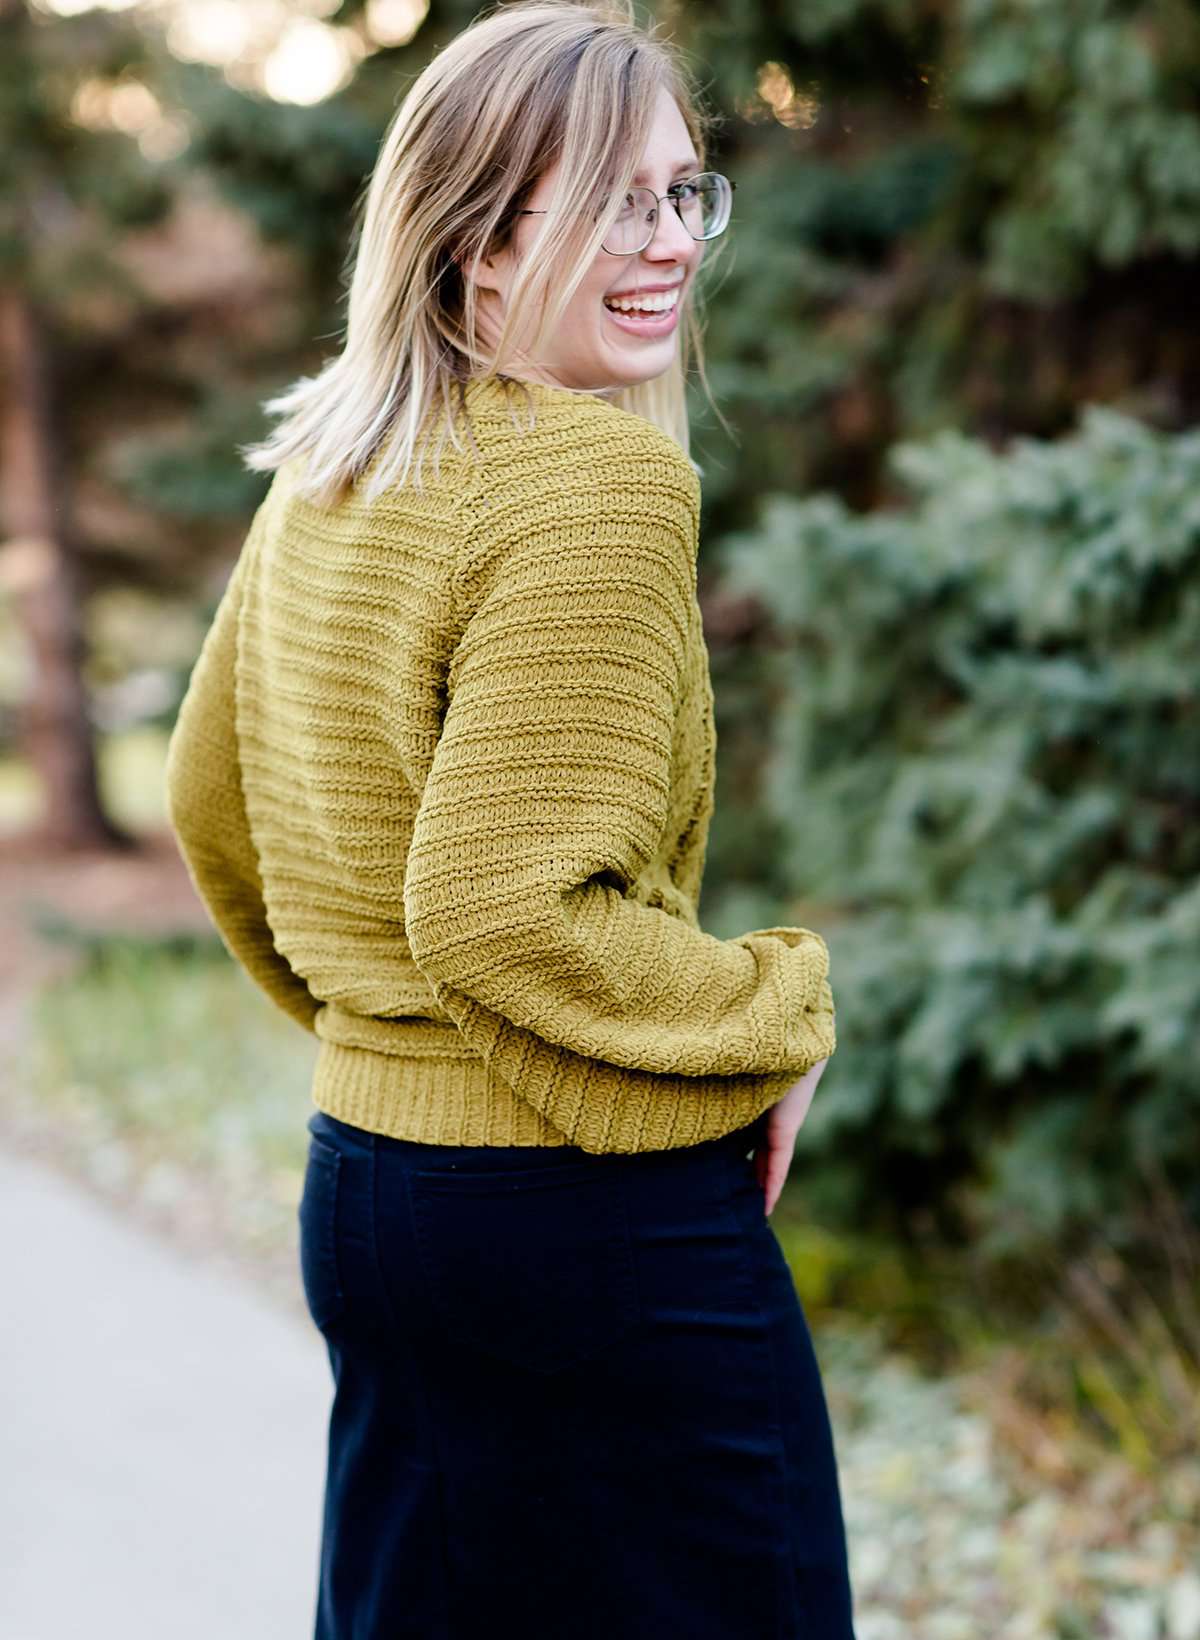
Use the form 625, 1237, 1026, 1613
573, 283, 612, 329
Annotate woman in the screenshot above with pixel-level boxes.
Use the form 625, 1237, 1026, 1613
164, 2, 856, 1635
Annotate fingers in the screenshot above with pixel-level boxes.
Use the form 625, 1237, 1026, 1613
755, 1061, 828, 1212
752, 1145, 778, 1215
760, 1138, 792, 1217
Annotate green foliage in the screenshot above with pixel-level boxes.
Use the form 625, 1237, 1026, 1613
955, 2, 1200, 294
689, 0, 1200, 508
716, 406, 1200, 1254
0, 6, 174, 283
160, 54, 381, 262
104, 391, 275, 521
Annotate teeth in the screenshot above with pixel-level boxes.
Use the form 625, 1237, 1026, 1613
603, 288, 680, 314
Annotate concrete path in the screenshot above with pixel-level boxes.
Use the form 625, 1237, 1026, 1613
0, 1147, 332, 1639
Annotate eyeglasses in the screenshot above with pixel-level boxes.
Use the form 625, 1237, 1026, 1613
517, 171, 736, 256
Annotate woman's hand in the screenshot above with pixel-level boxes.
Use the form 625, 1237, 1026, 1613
754, 1058, 829, 1217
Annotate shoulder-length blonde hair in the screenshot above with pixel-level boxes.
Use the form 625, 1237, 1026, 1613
238, 0, 730, 509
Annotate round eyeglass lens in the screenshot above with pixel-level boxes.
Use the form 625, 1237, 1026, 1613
601, 173, 731, 255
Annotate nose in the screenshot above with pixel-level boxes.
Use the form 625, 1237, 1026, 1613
644, 197, 698, 264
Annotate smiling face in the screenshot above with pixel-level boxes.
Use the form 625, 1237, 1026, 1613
467, 83, 706, 394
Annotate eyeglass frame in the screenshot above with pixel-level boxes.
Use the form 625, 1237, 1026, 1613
515, 172, 737, 256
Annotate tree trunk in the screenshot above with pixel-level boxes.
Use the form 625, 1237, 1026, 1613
0, 283, 133, 852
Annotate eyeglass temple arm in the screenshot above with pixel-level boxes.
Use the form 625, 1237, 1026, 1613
517, 178, 736, 216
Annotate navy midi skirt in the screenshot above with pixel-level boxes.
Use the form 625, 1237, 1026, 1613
298, 1106, 857, 1639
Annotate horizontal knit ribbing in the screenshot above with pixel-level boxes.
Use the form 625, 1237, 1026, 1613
164, 374, 836, 1153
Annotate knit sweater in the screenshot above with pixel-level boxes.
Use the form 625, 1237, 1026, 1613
164, 373, 836, 1153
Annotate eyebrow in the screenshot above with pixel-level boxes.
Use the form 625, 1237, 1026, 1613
632, 157, 700, 184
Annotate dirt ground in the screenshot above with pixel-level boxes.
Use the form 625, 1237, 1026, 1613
0, 824, 206, 1021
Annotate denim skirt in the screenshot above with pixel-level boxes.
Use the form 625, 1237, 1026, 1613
297, 1106, 856, 1640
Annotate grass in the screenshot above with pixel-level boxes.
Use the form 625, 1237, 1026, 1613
29, 934, 314, 1168
17, 932, 317, 1278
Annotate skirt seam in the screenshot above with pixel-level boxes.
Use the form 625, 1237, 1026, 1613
727, 1174, 805, 1640
371, 1143, 459, 1639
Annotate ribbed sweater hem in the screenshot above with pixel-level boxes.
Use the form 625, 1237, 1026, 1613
311, 1036, 573, 1147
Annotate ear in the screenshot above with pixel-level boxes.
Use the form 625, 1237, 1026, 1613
454, 239, 505, 294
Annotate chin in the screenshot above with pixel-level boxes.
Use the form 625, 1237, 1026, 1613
599, 352, 674, 391
630, 362, 677, 392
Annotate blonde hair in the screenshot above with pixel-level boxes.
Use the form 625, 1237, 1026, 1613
237, 0, 730, 508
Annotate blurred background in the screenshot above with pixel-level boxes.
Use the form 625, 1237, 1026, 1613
1, 0, 1198, 1634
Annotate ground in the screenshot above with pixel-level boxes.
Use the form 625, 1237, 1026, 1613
0, 825, 206, 1033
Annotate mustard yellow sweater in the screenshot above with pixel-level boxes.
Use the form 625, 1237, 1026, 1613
164, 374, 836, 1153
